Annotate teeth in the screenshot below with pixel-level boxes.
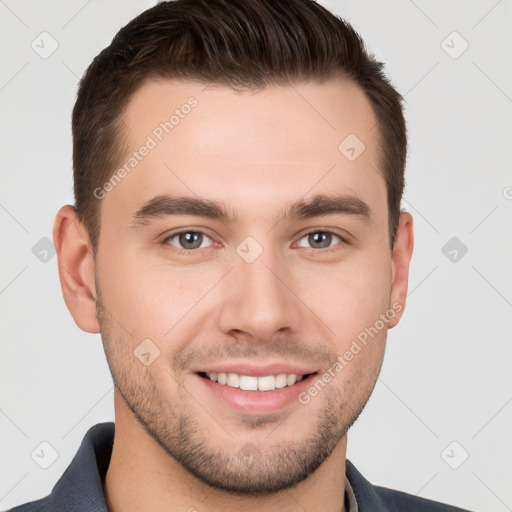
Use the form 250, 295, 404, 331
257, 375, 275, 391
239, 375, 258, 391
227, 373, 240, 387
275, 374, 287, 388
287, 374, 298, 386
205, 372, 305, 391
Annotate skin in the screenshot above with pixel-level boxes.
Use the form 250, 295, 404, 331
53, 78, 413, 512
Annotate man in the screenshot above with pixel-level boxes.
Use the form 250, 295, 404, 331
8, 0, 473, 510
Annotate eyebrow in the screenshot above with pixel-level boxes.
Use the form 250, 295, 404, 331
284, 193, 370, 222
130, 195, 236, 226
129, 193, 371, 227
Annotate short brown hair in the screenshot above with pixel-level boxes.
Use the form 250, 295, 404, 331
72, 0, 406, 255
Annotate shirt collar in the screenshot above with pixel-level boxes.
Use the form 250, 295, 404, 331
345, 472, 359, 512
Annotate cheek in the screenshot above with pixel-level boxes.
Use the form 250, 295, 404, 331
97, 246, 218, 344
292, 250, 392, 343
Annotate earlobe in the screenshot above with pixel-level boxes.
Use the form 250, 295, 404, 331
388, 211, 414, 329
52, 205, 100, 334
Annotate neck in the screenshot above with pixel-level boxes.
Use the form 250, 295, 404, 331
103, 393, 347, 512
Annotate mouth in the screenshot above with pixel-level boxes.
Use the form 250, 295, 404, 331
195, 369, 318, 415
197, 371, 316, 391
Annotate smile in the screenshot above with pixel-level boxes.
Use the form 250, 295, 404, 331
199, 372, 312, 391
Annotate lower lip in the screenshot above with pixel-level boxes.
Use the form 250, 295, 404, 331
197, 373, 316, 415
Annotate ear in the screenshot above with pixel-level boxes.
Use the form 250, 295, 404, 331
53, 205, 100, 333
388, 211, 414, 328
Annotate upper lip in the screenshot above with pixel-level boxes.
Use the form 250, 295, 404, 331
194, 362, 318, 377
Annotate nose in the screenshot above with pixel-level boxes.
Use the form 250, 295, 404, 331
216, 249, 303, 344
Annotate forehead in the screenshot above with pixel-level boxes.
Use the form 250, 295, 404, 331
121, 77, 378, 159
104, 78, 385, 226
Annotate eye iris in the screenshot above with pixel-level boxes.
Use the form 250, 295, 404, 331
308, 232, 332, 249
179, 232, 202, 249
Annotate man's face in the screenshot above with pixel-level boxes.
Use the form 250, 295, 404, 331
93, 78, 404, 493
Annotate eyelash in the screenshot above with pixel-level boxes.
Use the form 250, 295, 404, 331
161, 229, 349, 256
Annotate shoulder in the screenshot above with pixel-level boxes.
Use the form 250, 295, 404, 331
374, 485, 473, 511
346, 459, 474, 512
4, 422, 114, 512
5, 496, 52, 512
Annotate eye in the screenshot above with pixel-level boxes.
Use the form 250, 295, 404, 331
164, 231, 213, 251
297, 231, 344, 250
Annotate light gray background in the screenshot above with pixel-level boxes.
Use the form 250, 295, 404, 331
1, 1, 511, 511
